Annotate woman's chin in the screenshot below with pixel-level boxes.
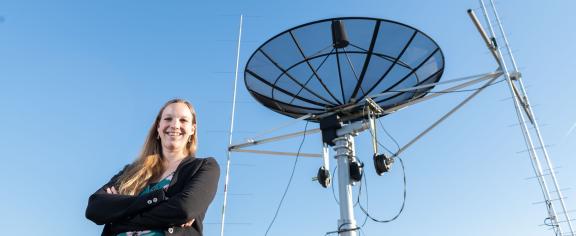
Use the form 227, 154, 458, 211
162, 142, 186, 152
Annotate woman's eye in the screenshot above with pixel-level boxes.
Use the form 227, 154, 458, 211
180, 119, 189, 122
164, 117, 172, 121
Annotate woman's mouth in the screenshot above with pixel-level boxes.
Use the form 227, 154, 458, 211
166, 131, 183, 137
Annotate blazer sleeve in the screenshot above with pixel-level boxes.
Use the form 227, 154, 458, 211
85, 165, 168, 225
109, 158, 220, 233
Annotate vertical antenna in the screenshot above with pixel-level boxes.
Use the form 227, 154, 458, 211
474, 1, 575, 235
220, 14, 243, 236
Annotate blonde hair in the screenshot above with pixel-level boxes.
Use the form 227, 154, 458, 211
117, 98, 197, 195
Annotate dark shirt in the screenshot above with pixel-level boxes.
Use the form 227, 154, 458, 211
86, 156, 220, 236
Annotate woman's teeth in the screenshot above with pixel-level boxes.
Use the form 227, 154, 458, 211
167, 132, 182, 137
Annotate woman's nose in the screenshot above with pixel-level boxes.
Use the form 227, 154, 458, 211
170, 120, 180, 128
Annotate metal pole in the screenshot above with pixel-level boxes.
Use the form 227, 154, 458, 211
395, 77, 498, 157
314, 71, 502, 122
230, 149, 321, 158
381, 72, 502, 114
331, 121, 369, 236
333, 134, 358, 236
229, 128, 321, 150
220, 14, 243, 236
467, 9, 500, 62
488, 0, 575, 233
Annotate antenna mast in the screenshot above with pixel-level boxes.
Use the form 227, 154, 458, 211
220, 14, 243, 236
470, 1, 574, 235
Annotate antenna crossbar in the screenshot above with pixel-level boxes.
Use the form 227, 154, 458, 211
230, 149, 321, 158
228, 128, 321, 151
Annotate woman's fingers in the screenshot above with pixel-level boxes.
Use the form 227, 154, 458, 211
105, 187, 118, 194
187, 219, 195, 226
181, 219, 195, 227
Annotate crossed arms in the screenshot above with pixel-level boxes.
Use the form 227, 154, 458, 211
85, 158, 220, 234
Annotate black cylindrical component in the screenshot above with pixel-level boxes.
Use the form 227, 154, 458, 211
374, 153, 393, 176
331, 20, 349, 48
349, 161, 364, 182
317, 167, 331, 188
320, 114, 342, 146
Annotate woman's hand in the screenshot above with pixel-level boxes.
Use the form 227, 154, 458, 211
181, 219, 195, 227
106, 186, 118, 194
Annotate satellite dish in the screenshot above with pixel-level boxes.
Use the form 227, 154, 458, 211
239, 17, 446, 236
244, 17, 445, 122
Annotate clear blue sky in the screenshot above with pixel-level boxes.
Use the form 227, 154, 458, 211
1, 0, 575, 235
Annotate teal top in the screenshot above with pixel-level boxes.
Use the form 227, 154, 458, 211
117, 172, 174, 236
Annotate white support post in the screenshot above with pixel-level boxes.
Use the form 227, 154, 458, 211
323, 143, 330, 173
331, 121, 369, 236
334, 134, 358, 236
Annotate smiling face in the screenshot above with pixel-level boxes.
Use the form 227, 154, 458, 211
156, 102, 196, 155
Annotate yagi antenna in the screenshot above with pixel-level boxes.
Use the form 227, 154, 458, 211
468, 0, 575, 235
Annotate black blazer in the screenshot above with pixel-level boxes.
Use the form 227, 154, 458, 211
86, 157, 220, 236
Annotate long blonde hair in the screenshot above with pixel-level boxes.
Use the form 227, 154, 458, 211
117, 98, 197, 195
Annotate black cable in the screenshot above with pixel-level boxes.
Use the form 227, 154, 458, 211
357, 107, 373, 229
330, 164, 361, 207
358, 156, 407, 223
360, 108, 408, 223
356, 75, 500, 225
377, 119, 401, 153
326, 106, 408, 235
357, 165, 369, 228
359, 227, 368, 236
325, 193, 364, 236
363, 105, 394, 156
324, 223, 361, 236
330, 166, 338, 204
264, 121, 309, 236
543, 216, 559, 227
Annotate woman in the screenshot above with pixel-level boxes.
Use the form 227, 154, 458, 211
86, 99, 220, 236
